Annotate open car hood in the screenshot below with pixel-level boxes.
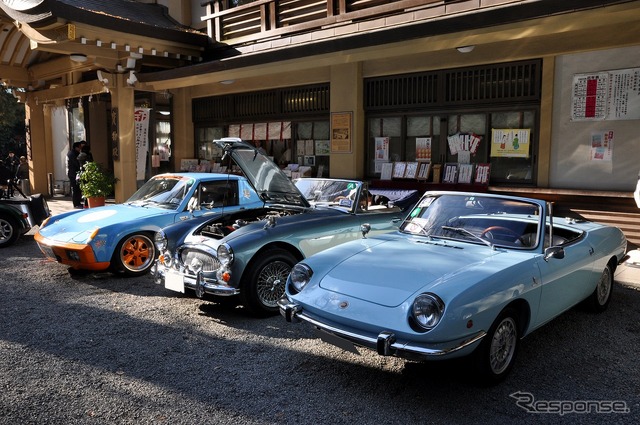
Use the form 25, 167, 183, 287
214, 138, 310, 208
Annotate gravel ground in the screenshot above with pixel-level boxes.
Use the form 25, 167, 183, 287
1, 228, 639, 424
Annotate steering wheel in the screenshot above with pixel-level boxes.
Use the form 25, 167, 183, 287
480, 226, 522, 243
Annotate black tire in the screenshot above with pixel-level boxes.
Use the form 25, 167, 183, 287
111, 233, 156, 276
584, 264, 613, 313
0, 215, 20, 248
240, 248, 297, 316
473, 307, 520, 385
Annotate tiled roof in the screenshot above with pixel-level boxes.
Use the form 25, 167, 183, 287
54, 0, 188, 32
0, 0, 208, 45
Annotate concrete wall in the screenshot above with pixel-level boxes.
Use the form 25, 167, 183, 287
551, 46, 640, 191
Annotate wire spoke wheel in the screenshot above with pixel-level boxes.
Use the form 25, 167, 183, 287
585, 264, 613, 312
595, 266, 612, 306
241, 248, 298, 316
489, 316, 518, 376
256, 261, 290, 308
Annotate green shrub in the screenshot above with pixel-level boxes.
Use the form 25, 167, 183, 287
78, 162, 116, 198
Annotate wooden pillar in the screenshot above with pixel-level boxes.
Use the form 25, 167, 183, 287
25, 102, 54, 195
171, 87, 194, 168
329, 62, 364, 179
110, 73, 137, 202
537, 56, 555, 188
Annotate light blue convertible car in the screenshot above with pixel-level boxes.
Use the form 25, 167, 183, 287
279, 191, 628, 383
35, 173, 264, 275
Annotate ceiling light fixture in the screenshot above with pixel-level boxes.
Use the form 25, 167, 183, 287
456, 45, 475, 53
70, 53, 88, 63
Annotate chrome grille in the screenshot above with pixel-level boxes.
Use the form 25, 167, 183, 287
178, 248, 220, 273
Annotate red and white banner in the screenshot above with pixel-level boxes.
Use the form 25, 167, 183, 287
134, 108, 151, 180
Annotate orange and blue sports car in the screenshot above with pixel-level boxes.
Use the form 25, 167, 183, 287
34, 172, 264, 276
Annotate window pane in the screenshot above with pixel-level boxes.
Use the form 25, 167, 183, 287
196, 126, 224, 161
297, 122, 312, 139
313, 121, 330, 139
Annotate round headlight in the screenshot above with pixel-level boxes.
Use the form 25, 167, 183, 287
217, 243, 234, 265
289, 263, 313, 293
412, 293, 444, 330
154, 230, 168, 251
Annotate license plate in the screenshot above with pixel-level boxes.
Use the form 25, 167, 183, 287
315, 328, 360, 355
164, 269, 185, 293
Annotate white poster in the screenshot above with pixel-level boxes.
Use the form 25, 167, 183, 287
254, 123, 267, 140
571, 68, 640, 121
228, 124, 240, 138
608, 69, 640, 120
134, 108, 151, 180
571, 73, 609, 121
375, 137, 389, 161
416, 137, 432, 161
591, 130, 614, 161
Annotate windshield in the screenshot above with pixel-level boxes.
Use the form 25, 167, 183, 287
401, 194, 542, 249
125, 175, 194, 210
294, 179, 362, 212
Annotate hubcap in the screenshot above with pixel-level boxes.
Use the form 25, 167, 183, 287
256, 261, 290, 308
489, 317, 517, 375
0, 219, 12, 241
120, 235, 154, 272
596, 268, 612, 305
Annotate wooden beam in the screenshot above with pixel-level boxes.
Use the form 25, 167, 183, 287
0, 64, 29, 84
26, 80, 114, 103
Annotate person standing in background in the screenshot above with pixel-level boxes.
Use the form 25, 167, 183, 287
15, 155, 29, 195
77, 142, 94, 168
66, 142, 83, 208
253, 140, 267, 155
5, 150, 19, 177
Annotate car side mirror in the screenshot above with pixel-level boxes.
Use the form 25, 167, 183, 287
544, 246, 565, 261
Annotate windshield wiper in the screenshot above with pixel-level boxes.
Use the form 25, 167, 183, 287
441, 225, 494, 249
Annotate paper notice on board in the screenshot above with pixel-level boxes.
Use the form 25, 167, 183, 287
591, 131, 614, 161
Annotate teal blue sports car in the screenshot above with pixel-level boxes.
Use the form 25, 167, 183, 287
280, 191, 628, 384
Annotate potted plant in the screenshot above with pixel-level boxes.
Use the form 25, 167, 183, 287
78, 162, 116, 207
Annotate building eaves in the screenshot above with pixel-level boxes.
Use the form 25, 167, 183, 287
0, 0, 210, 47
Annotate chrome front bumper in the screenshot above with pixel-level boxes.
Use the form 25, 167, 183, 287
278, 298, 486, 360
152, 263, 240, 298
